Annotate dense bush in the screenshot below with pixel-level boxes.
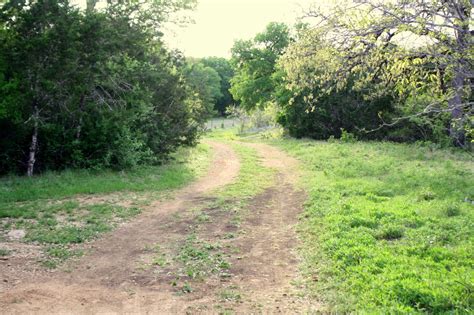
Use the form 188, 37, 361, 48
0, 0, 204, 175
276, 83, 395, 140
230, 0, 472, 148
276, 1, 472, 147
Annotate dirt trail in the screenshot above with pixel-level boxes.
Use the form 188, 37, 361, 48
0, 140, 320, 314
178, 142, 320, 313
225, 142, 319, 312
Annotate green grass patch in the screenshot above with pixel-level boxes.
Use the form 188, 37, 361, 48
175, 234, 230, 280
0, 200, 80, 220
0, 144, 212, 268
219, 286, 242, 302
204, 127, 241, 141
143, 244, 169, 267
41, 245, 84, 269
215, 142, 274, 199
22, 203, 141, 245
273, 138, 474, 313
0, 144, 212, 204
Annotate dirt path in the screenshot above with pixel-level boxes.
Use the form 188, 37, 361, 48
0, 140, 320, 314
225, 142, 319, 313
177, 142, 320, 313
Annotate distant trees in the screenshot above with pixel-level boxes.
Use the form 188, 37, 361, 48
184, 57, 235, 116
184, 59, 223, 116
0, 0, 208, 176
230, 22, 291, 110
201, 57, 235, 115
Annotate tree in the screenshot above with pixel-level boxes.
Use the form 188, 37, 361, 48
0, 0, 204, 175
295, 0, 473, 146
1, 0, 86, 176
201, 57, 235, 115
230, 22, 291, 110
183, 60, 223, 116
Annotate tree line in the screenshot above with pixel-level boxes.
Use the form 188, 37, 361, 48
0, 0, 236, 176
1, 0, 471, 176
229, 1, 472, 147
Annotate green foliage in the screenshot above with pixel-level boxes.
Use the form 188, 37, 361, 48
340, 129, 357, 143
25, 203, 140, 244
230, 22, 290, 110
219, 287, 242, 302
176, 234, 230, 280
277, 1, 473, 146
183, 59, 222, 116
275, 75, 396, 140
274, 138, 474, 313
200, 57, 235, 115
42, 245, 83, 269
0, 0, 204, 175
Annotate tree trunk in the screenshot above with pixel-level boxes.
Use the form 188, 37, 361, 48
448, 4, 470, 147
76, 94, 85, 140
448, 69, 465, 146
27, 105, 39, 177
86, 0, 98, 12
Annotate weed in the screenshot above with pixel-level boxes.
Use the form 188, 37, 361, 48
219, 288, 242, 302
340, 129, 357, 143
150, 245, 168, 267
41, 245, 83, 268
419, 190, 437, 201
445, 206, 461, 217
376, 225, 404, 240
223, 233, 235, 239
175, 234, 230, 280
0, 249, 11, 256
196, 213, 211, 223
182, 282, 193, 293
229, 216, 241, 228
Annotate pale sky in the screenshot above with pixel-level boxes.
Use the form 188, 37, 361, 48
163, 0, 315, 58
71, 0, 321, 58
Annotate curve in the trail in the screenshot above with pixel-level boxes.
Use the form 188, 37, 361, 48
0, 141, 240, 314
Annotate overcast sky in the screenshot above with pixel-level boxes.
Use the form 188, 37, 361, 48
163, 0, 315, 58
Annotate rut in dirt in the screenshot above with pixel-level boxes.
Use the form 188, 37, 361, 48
0, 140, 321, 314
